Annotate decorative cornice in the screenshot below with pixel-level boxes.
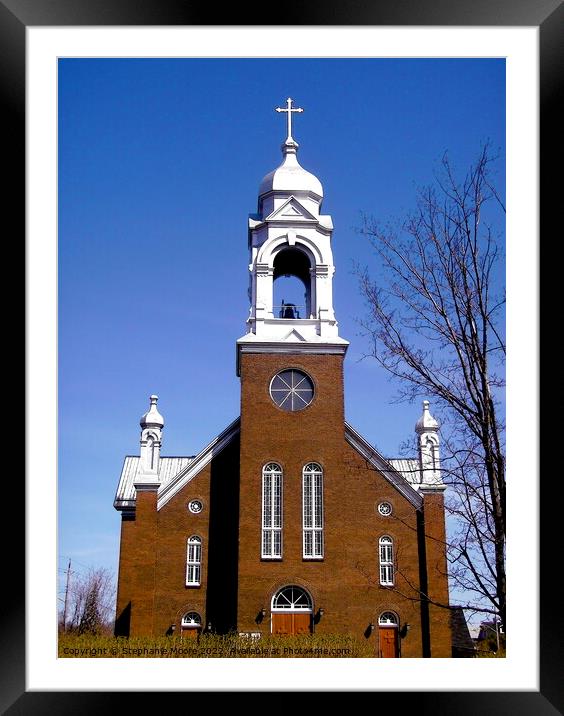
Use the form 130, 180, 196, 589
236, 339, 349, 376
134, 481, 160, 492
418, 483, 447, 494
344, 422, 423, 509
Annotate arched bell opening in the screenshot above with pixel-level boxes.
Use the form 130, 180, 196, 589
273, 247, 312, 319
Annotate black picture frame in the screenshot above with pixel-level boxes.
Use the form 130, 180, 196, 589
10, 0, 557, 710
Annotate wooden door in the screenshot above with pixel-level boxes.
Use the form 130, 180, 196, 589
272, 612, 312, 635
293, 613, 312, 635
379, 627, 398, 657
181, 627, 199, 639
272, 613, 294, 635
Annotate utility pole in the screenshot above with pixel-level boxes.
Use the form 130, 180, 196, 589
62, 558, 71, 632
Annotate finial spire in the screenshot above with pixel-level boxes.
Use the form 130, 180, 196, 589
140, 394, 164, 428
415, 400, 438, 434
275, 97, 304, 144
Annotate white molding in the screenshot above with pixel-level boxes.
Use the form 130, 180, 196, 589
157, 418, 240, 510
236, 340, 349, 375
133, 481, 160, 492
418, 483, 447, 494
264, 195, 318, 222
344, 423, 423, 509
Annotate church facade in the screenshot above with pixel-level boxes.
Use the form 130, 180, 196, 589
114, 100, 452, 657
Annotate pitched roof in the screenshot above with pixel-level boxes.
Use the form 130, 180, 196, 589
344, 422, 423, 508
114, 456, 195, 510
115, 418, 421, 511
157, 418, 240, 510
450, 607, 476, 655
388, 458, 421, 485
114, 418, 241, 513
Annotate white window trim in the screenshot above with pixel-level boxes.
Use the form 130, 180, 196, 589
378, 611, 399, 627
271, 585, 313, 611
181, 611, 202, 627
379, 535, 395, 587
262, 463, 283, 559
186, 535, 202, 587
302, 463, 324, 559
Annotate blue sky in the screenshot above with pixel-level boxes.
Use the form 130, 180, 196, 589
58, 58, 505, 588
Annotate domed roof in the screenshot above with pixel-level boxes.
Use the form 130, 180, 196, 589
415, 400, 439, 434
259, 139, 323, 199
140, 394, 164, 429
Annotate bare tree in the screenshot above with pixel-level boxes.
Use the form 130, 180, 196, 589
62, 567, 116, 635
357, 144, 506, 629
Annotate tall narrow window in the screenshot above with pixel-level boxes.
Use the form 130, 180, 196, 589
186, 535, 202, 586
379, 536, 394, 586
303, 463, 324, 558
262, 463, 283, 558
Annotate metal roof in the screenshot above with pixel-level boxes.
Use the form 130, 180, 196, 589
114, 455, 194, 510
388, 458, 421, 485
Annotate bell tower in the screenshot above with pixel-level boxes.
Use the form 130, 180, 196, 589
236, 98, 348, 370
236, 99, 349, 633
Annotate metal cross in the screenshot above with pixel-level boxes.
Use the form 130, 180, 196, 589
275, 97, 304, 140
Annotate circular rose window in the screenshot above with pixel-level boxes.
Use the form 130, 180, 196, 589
269, 369, 314, 412
378, 502, 393, 517
188, 499, 203, 514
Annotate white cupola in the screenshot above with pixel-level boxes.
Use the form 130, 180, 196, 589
135, 394, 164, 486
237, 98, 348, 372
415, 400, 444, 489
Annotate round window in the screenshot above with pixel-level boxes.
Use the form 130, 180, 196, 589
269, 369, 314, 412
188, 499, 203, 514
378, 502, 393, 517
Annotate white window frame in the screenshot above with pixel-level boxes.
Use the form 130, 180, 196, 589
186, 535, 202, 586
379, 535, 394, 586
181, 611, 202, 628
378, 611, 399, 626
262, 463, 283, 559
271, 585, 313, 612
302, 463, 324, 559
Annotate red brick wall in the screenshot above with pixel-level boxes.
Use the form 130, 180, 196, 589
422, 490, 452, 657
236, 351, 428, 655
115, 349, 452, 657
115, 437, 241, 638
128, 489, 158, 636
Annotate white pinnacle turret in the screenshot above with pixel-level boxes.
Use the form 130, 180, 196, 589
135, 394, 164, 487
415, 400, 444, 489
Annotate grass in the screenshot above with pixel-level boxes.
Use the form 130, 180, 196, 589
58, 632, 375, 658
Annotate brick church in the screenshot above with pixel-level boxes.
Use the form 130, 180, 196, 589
114, 99, 452, 657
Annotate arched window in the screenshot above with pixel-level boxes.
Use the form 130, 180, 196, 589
186, 535, 202, 586
271, 585, 313, 611
303, 463, 324, 558
262, 463, 283, 558
378, 611, 398, 626
426, 437, 437, 472
379, 536, 394, 586
271, 586, 313, 636
181, 611, 202, 628
273, 247, 312, 318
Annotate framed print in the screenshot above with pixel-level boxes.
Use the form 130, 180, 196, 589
9, 0, 559, 710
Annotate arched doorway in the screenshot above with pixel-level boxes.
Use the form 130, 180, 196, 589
271, 585, 313, 636
378, 611, 399, 657
180, 611, 202, 639
273, 247, 312, 319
